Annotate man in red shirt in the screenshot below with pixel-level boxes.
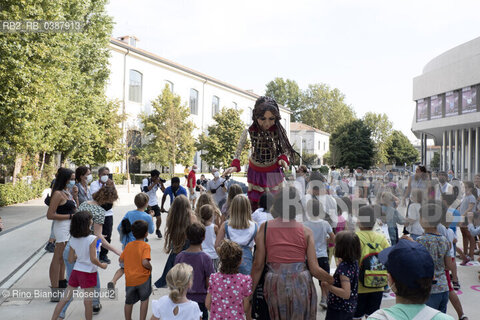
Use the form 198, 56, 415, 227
187, 164, 198, 207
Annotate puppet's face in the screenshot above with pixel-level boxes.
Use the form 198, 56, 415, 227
257, 111, 275, 131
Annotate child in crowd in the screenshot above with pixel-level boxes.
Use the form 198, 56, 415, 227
221, 184, 243, 222
251, 192, 274, 226
417, 203, 456, 314
459, 181, 477, 262
215, 195, 258, 275
369, 239, 454, 320
51, 211, 108, 320
199, 204, 219, 271
338, 196, 356, 231
175, 223, 215, 319
322, 231, 361, 320
151, 263, 203, 320
206, 240, 252, 320
304, 198, 335, 309
108, 193, 154, 297
120, 220, 152, 320
354, 205, 390, 320
195, 193, 221, 227
405, 189, 424, 240
379, 192, 405, 245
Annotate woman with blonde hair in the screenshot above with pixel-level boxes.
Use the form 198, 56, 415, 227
195, 193, 221, 226
215, 194, 258, 275
154, 195, 197, 288
151, 263, 202, 320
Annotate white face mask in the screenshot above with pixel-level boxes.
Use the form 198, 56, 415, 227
86, 174, 93, 183
193, 169, 198, 173
213, 171, 220, 178
100, 175, 109, 183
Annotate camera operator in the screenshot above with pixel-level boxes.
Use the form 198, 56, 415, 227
207, 168, 227, 208
142, 169, 166, 239
196, 174, 209, 194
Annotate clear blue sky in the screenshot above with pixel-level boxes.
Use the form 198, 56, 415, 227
107, 0, 480, 142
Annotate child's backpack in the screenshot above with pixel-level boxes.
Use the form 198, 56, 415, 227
358, 232, 388, 288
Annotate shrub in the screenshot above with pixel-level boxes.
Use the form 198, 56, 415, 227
0, 178, 49, 207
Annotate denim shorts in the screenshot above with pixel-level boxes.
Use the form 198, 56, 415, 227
125, 277, 152, 304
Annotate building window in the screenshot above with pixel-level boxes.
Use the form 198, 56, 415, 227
164, 80, 174, 93
318, 141, 321, 150
190, 88, 199, 115
323, 142, 326, 151
129, 70, 142, 103
232, 102, 238, 110
212, 96, 220, 116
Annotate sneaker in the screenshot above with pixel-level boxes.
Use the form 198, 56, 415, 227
319, 297, 327, 309
45, 242, 55, 253
156, 229, 162, 239
100, 256, 111, 264
93, 303, 102, 315
107, 282, 115, 299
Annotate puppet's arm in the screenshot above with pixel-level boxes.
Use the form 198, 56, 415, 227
227, 129, 248, 173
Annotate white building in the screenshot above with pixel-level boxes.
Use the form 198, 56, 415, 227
105, 36, 291, 174
290, 122, 330, 165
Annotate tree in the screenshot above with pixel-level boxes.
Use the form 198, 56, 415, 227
292, 151, 318, 167
362, 112, 393, 166
385, 130, 419, 166
0, 0, 116, 181
265, 78, 303, 121
430, 152, 440, 171
139, 86, 196, 174
300, 84, 356, 134
330, 120, 375, 169
196, 108, 250, 169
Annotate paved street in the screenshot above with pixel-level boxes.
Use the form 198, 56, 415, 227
0, 181, 479, 319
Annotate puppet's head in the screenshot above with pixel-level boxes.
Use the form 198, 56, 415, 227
252, 96, 281, 131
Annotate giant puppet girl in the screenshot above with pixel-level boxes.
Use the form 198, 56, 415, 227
224, 96, 299, 211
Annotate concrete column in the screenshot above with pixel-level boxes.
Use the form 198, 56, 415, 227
449, 130, 452, 172
468, 128, 473, 180
477, 128, 480, 175
442, 131, 446, 171
421, 133, 424, 164
461, 129, 465, 180
454, 130, 458, 178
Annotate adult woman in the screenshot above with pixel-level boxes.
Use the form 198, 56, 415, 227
155, 195, 198, 288
215, 194, 258, 275
74, 166, 93, 207
47, 168, 77, 299
224, 96, 299, 211
251, 186, 334, 320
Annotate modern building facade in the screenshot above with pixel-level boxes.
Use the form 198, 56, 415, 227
412, 36, 480, 180
290, 122, 330, 165
105, 36, 291, 174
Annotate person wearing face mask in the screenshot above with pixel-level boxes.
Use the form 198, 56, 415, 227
90, 167, 115, 265
74, 166, 93, 207
435, 172, 453, 201
206, 168, 227, 207
187, 164, 199, 208
355, 167, 369, 200
160, 177, 188, 212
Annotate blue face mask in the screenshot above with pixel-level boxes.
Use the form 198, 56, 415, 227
448, 174, 453, 180
67, 180, 76, 188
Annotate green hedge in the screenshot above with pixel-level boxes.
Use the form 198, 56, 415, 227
0, 179, 50, 207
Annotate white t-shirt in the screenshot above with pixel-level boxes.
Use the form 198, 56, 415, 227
69, 235, 98, 273
142, 178, 160, 206
406, 203, 424, 236
207, 178, 227, 205
90, 180, 114, 217
252, 208, 274, 227
437, 224, 455, 257
202, 223, 218, 260
225, 220, 257, 248
303, 194, 338, 227
151, 296, 202, 320
303, 219, 332, 258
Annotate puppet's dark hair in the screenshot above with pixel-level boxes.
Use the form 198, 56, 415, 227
252, 96, 300, 163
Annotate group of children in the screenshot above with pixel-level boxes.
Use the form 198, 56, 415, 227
51, 179, 473, 320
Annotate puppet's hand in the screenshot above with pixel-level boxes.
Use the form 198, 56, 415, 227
278, 159, 288, 171
223, 167, 237, 176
